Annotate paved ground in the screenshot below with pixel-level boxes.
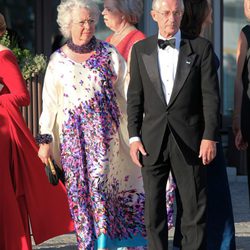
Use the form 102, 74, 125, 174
231, 181, 250, 249
32, 168, 250, 250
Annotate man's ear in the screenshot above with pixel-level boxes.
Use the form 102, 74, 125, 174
151, 10, 157, 22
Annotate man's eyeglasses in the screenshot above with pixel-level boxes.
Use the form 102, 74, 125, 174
156, 10, 182, 18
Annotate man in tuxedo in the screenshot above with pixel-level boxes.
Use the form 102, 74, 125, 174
127, 0, 220, 249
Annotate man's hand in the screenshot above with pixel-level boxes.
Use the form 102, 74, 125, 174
199, 139, 217, 165
130, 141, 147, 167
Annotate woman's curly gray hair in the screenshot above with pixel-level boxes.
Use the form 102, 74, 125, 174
114, 0, 144, 24
57, 0, 100, 38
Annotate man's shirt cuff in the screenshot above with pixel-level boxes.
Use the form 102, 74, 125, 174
129, 136, 141, 144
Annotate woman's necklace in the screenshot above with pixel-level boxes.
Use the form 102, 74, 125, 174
67, 36, 97, 54
113, 23, 130, 36
111, 24, 134, 45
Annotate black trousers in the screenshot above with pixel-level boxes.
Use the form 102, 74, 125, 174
174, 141, 236, 250
141, 132, 207, 250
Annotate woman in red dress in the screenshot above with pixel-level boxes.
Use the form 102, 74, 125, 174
0, 44, 74, 250
102, 0, 145, 62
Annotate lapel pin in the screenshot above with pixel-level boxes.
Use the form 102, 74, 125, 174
186, 59, 191, 64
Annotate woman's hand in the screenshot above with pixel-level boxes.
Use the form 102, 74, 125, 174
235, 130, 248, 151
38, 143, 52, 165
232, 113, 240, 136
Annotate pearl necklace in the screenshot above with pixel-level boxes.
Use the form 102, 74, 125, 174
67, 36, 97, 54
113, 24, 130, 36
111, 24, 135, 45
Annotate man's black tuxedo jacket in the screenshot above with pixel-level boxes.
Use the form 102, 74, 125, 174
127, 34, 220, 165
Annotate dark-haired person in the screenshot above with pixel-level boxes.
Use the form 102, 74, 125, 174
172, 0, 236, 249
233, 0, 250, 209
0, 13, 23, 48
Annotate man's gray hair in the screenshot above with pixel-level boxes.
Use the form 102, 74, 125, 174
152, 0, 184, 11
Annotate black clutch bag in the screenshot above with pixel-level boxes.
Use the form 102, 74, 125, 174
45, 158, 65, 186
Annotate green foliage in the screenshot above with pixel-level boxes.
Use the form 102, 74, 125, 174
0, 31, 47, 80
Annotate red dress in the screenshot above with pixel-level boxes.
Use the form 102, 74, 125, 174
0, 49, 74, 250
106, 29, 145, 61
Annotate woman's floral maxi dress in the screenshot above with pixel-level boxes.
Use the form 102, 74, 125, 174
39, 41, 148, 249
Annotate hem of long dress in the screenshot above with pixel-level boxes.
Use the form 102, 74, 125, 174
95, 233, 147, 249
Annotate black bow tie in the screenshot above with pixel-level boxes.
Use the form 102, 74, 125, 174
158, 38, 176, 49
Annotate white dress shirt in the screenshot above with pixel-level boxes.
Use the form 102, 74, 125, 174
158, 30, 181, 104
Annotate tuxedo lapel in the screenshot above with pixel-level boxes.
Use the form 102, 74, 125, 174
167, 39, 197, 108
141, 36, 167, 107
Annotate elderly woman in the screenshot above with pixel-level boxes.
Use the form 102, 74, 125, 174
102, 0, 145, 62
37, 0, 147, 249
